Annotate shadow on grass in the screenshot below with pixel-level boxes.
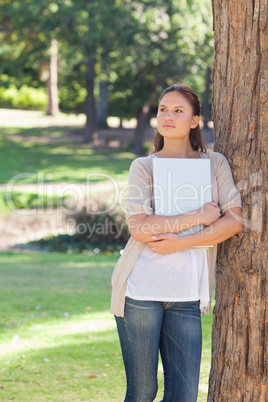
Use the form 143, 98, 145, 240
0, 252, 119, 335
0, 323, 210, 401
0, 326, 126, 401
0, 135, 134, 184
0, 126, 83, 138
0, 252, 212, 401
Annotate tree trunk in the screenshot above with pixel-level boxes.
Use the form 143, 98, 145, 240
133, 89, 157, 155
84, 57, 97, 143
208, 1, 268, 401
202, 65, 212, 129
46, 39, 59, 116
97, 53, 109, 129
96, 80, 109, 128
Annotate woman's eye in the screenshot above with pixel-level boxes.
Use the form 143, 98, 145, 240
160, 107, 166, 112
175, 109, 182, 113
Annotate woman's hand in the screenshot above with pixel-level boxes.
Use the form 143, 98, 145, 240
197, 202, 221, 226
147, 233, 186, 254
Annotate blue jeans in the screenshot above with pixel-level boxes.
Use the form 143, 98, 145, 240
115, 297, 202, 402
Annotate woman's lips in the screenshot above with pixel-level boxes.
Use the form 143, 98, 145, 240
163, 124, 176, 128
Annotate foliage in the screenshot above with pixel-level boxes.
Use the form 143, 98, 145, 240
26, 233, 125, 255
72, 198, 129, 245
0, 0, 214, 115
143, 141, 154, 155
108, 0, 214, 117
0, 0, 57, 86
0, 83, 47, 110
0, 251, 212, 400
126, 140, 153, 155
21, 192, 130, 254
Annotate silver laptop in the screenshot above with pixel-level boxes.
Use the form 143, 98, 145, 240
153, 157, 213, 248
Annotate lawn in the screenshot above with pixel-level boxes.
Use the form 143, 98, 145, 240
0, 128, 135, 185
0, 118, 213, 400
0, 252, 213, 401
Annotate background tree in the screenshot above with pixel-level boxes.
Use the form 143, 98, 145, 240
208, 0, 268, 400
61, 0, 139, 141
0, 0, 214, 148
109, 0, 214, 154
0, 0, 62, 112
46, 39, 59, 116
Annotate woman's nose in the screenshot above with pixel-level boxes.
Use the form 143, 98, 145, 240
165, 111, 174, 120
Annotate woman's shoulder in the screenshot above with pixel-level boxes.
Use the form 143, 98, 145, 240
130, 154, 155, 169
201, 151, 229, 165
201, 150, 225, 158
201, 151, 235, 181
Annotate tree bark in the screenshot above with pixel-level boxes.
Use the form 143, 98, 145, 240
208, 0, 268, 401
96, 80, 109, 128
202, 65, 212, 129
97, 53, 109, 129
84, 57, 97, 143
46, 39, 59, 116
133, 89, 157, 155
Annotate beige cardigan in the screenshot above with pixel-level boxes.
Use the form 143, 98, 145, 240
111, 151, 242, 317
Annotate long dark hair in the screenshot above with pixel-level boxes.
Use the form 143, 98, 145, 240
152, 83, 207, 153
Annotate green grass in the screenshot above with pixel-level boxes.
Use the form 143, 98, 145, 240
0, 128, 135, 185
0, 188, 71, 212
0, 126, 81, 138
0, 252, 212, 401
0, 121, 213, 399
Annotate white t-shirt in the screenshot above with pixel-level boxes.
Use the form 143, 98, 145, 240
125, 244, 210, 312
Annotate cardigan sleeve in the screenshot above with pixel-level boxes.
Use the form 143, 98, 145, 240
214, 153, 242, 215
125, 158, 154, 220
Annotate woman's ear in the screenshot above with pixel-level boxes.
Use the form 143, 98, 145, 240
191, 116, 199, 128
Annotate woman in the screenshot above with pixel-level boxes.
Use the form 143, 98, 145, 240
111, 83, 242, 402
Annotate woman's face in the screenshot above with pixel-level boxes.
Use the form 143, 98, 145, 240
157, 91, 199, 139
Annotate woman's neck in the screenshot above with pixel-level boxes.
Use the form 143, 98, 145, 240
156, 141, 200, 159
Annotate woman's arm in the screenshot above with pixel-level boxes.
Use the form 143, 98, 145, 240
147, 207, 242, 254
128, 202, 221, 242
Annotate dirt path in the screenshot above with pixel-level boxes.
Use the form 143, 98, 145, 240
0, 108, 86, 127
0, 210, 67, 251
0, 180, 119, 252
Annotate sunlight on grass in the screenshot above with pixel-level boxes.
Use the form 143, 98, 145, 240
0, 252, 212, 401
1, 312, 116, 357
0, 130, 135, 184
0, 117, 214, 400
